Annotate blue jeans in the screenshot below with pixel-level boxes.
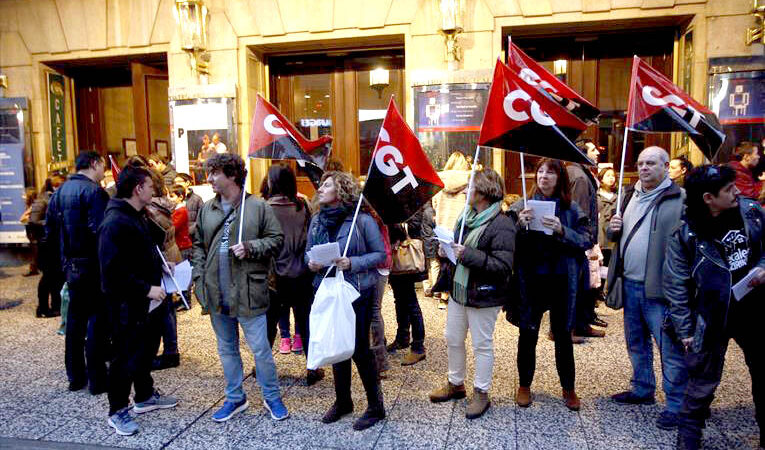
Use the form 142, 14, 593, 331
210, 312, 281, 403
623, 279, 688, 413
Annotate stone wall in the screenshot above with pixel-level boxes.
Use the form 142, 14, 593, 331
0, 0, 761, 188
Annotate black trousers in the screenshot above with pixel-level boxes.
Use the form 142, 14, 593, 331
574, 260, 597, 332
65, 280, 108, 389
678, 297, 764, 446
389, 276, 425, 353
517, 275, 576, 391
267, 274, 314, 359
333, 288, 383, 410
38, 268, 63, 313
107, 303, 163, 415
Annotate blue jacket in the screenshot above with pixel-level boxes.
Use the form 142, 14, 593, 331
306, 211, 386, 293
46, 173, 109, 284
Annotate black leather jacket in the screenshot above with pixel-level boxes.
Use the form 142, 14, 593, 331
663, 198, 765, 346
45, 173, 109, 284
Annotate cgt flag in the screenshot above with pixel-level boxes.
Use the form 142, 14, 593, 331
627, 56, 725, 161
364, 98, 444, 224
248, 94, 332, 184
507, 40, 600, 125
478, 59, 593, 165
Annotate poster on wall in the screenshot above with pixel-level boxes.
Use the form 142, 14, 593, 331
710, 71, 765, 125
0, 98, 31, 244
414, 83, 491, 171
170, 98, 235, 185
47, 72, 67, 163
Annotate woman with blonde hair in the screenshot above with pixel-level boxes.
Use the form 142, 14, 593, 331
429, 151, 473, 308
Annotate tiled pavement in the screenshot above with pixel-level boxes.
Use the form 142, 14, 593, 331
0, 264, 760, 449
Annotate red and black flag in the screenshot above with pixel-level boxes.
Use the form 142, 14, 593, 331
627, 56, 725, 161
248, 94, 332, 184
363, 98, 444, 224
108, 154, 121, 181
478, 60, 593, 165
507, 39, 600, 125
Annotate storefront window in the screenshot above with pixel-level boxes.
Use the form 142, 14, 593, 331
357, 69, 404, 174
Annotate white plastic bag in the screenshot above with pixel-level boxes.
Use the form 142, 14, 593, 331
307, 270, 359, 370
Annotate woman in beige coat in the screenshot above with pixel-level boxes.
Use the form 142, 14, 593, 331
428, 151, 472, 309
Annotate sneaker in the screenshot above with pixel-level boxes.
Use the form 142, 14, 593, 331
212, 398, 249, 422
108, 407, 139, 436
151, 354, 180, 371
133, 389, 178, 414
292, 334, 304, 354
656, 410, 679, 430
263, 397, 289, 421
279, 338, 291, 354
611, 391, 656, 405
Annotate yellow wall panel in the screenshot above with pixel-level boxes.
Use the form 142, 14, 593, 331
223, 0, 261, 37
150, 0, 175, 44
55, 0, 89, 51
308, 0, 334, 33
385, 0, 420, 25
252, 0, 285, 36
0, 31, 32, 67
359, 0, 392, 29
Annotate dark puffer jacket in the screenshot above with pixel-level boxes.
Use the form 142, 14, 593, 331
449, 211, 516, 309
45, 173, 109, 284
663, 198, 765, 347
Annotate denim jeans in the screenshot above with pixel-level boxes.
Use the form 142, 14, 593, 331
623, 278, 688, 413
210, 312, 281, 403
369, 274, 389, 372
390, 275, 425, 353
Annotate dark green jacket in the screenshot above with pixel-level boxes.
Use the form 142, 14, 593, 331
192, 193, 284, 317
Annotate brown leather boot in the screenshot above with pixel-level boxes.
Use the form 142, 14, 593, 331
401, 351, 426, 366
563, 390, 581, 411
515, 386, 532, 407
466, 388, 491, 419
429, 381, 466, 403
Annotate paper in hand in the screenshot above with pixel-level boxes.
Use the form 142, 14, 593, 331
308, 242, 341, 267
149, 298, 163, 313
732, 268, 759, 301
434, 225, 457, 264
162, 260, 192, 294
527, 200, 556, 235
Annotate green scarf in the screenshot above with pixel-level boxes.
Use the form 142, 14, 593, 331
452, 201, 501, 305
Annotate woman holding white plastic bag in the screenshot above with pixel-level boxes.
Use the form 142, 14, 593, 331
306, 171, 387, 431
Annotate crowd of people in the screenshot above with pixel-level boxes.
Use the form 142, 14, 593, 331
27, 137, 765, 449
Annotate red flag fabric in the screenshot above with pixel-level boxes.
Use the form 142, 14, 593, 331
627, 56, 725, 160
507, 40, 600, 125
108, 154, 120, 181
478, 60, 592, 165
248, 94, 332, 184
363, 98, 444, 224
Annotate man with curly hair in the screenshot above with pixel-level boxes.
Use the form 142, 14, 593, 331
192, 153, 289, 422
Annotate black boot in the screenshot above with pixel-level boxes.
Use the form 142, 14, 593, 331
151, 354, 180, 371
352, 406, 385, 431
321, 401, 353, 424
306, 368, 325, 386
676, 431, 701, 450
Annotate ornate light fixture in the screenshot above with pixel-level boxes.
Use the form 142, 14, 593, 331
369, 68, 390, 99
553, 59, 567, 81
438, 0, 464, 71
174, 0, 210, 82
747, 0, 765, 45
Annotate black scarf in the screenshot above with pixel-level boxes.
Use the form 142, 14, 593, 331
312, 204, 352, 245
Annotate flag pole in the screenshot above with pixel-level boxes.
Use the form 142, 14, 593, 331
458, 145, 481, 244
237, 167, 248, 244
615, 127, 629, 215
520, 152, 528, 209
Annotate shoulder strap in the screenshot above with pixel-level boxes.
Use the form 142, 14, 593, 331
621, 195, 661, 258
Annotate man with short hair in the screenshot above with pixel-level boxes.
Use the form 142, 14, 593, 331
212, 133, 227, 154
664, 165, 765, 450
148, 153, 177, 187
192, 153, 288, 422
729, 141, 763, 202
46, 151, 110, 394
669, 155, 694, 188
607, 146, 688, 430
568, 139, 606, 340
98, 165, 178, 436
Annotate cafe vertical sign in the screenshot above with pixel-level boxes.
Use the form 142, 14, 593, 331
47, 72, 67, 163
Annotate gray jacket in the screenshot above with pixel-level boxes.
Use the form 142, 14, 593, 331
607, 182, 684, 300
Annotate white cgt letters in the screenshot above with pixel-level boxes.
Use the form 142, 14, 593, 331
264, 114, 288, 135
503, 90, 556, 126
374, 127, 419, 194
641, 86, 702, 128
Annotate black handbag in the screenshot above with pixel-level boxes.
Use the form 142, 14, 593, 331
431, 258, 454, 294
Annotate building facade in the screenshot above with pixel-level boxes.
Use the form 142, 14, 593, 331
0, 0, 763, 197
